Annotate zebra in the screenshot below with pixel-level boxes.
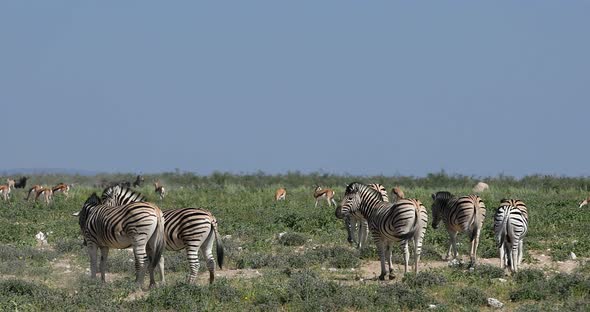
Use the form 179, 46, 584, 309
336, 182, 428, 280
345, 183, 388, 249
431, 191, 486, 266
101, 185, 225, 284
494, 199, 528, 273
77, 185, 165, 288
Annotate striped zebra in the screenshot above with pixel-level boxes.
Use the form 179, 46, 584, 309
431, 191, 486, 266
494, 199, 528, 273
336, 182, 428, 280
102, 186, 225, 284
77, 185, 165, 288
345, 183, 388, 249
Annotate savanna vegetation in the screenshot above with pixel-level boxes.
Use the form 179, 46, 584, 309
0, 171, 589, 311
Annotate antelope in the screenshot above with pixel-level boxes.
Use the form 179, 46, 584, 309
35, 187, 53, 204
0, 179, 16, 201
314, 186, 336, 208
391, 186, 405, 202
275, 188, 287, 201
26, 185, 44, 201
154, 181, 166, 200
52, 183, 70, 198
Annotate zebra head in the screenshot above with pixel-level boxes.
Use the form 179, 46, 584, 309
101, 185, 145, 206
431, 191, 454, 229
335, 182, 366, 219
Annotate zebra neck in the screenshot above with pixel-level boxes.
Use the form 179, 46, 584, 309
357, 199, 385, 219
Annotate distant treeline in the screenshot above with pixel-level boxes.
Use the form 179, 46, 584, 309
2, 171, 590, 191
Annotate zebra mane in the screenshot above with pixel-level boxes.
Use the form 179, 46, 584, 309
345, 182, 381, 197
101, 185, 145, 206
432, 191, 454, 201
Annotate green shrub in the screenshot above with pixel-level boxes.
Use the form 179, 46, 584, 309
453, 287, 487, 306
278, 232, 307, 246
403, 270, 447, 288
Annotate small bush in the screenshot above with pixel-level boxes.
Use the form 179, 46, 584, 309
473, 264, 505, 279
403, 270, 447, 288
377, 282, 430, 310
454, 287, 487, 306
53, 237, 84, 254
514, 268, 545, 284
278, 232, 307, 246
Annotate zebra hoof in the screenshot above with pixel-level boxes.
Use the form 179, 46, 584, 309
388, 274, 395, 280
378, 274, 386, 281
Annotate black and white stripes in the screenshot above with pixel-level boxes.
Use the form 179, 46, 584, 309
494, 199, 528, 273
431, 191, 486, 266
77, 186, 165, 288
336, 182, 427, 280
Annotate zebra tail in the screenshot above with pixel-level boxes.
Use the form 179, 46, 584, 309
470, 197, 483, 241
398, 202, 420, 241
213, 220, 225, 270
496, 207, 510, 246
148, 208, 166, 271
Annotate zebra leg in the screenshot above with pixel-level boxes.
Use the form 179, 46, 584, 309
446, 231, 458, 260
386, 242, 395, 280
186, 245, 201, 284
157, 256, 166, 285
99, 247, 109, 282
359, 220, 369, 250
517, 239, 524, 268
87, 243, 98, 279
402, 240, 410, 275
499, 242, 506, 270
510, 242, 519, 273
202, 230, 217, 284
133, 243, 148, 288
470, 228, 482, 266
376, 240, 387, 281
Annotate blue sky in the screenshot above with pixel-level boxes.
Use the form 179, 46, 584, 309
2, 1, 589, 177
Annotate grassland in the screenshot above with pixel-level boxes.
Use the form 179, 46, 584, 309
0, 172, 589, 311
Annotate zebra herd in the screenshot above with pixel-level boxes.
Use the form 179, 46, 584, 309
76, 181, 533, 288
336, 182, 530, 280
76, 185, 223, 288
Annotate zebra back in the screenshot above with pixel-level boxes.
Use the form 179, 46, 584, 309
342, 182, 422, 242
494, 199, 528, 245
431, 191, 486, 236
101, 185, 145, 206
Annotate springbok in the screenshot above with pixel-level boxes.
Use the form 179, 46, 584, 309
314, 186, 336, 208
52, 183, 70, 199
35, 187, 53, 204
26, 185, 44, 201
154, 181, 166, 200
391, 186, 405, 202
275, 188, 287, 201
0, 179, 16, 200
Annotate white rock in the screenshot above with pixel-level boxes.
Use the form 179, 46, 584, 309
278, 232, 287, 239
448, 259, 461, 267
498, 278, 507, 283
328, 268, 338, 272
428, 304, 437, 309
570, 252, 577, 260
35, 232, 48, 245
487, 298, 503, 309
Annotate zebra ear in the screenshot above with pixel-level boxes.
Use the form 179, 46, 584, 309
431, 193, 435, 200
